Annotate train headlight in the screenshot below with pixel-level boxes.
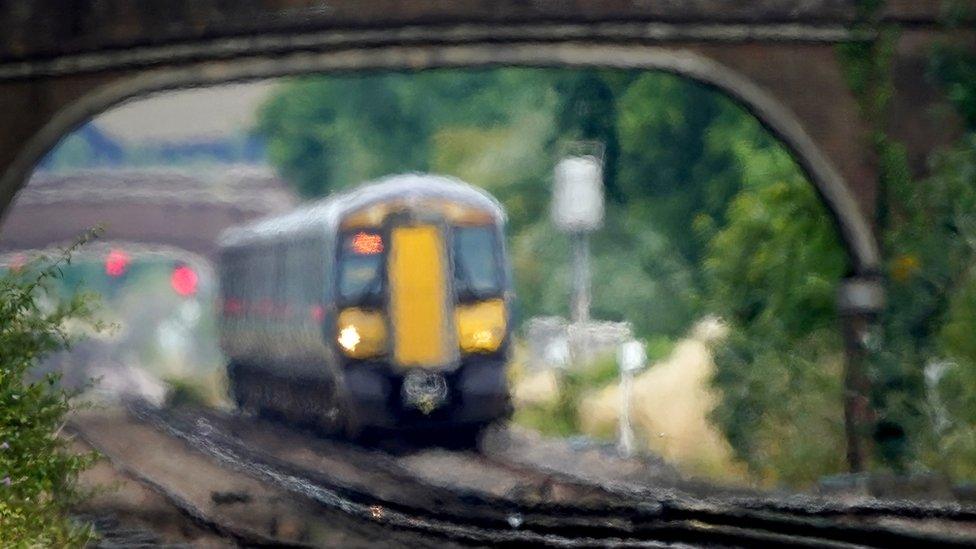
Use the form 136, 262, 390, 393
337, 308, 387, 358
338, 325, 361, 351
456, 299, 506, 353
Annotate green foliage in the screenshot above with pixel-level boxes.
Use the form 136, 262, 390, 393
513, 354, 621, 439
0, 235, 101, 547
165, 376, 215, 409
884, 135, 976, 476
551, 70, 634, 202
512, 396, 578, 438
836, 0, 976, 474
254, 66, 874, 484
257, 70, 556, 199
256, 68, 802, 346
835, 0, 915, 469
711, 330, 847, 485
512, 208, 698, 338
910, 11, 976, 478
616, 73, 748, 266
930, 44, 976, 131
702, 136, 849, 484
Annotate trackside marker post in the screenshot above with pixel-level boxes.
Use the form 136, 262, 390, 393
617, 340, 646, 457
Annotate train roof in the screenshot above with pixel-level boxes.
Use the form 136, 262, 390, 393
217, 173, 506, 249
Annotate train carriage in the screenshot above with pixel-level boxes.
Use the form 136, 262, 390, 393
217, 174, 513, 437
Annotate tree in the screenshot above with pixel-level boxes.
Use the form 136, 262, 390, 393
880, 134, 976, 474
616, 73, 746, 267
702, 135, 848, 484
0, 235, 101, 546
256, 67, 826, 346
257, 69, 556, 200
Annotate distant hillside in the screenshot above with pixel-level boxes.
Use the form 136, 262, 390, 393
39, 123, 125, 170
38, 122, 267, 171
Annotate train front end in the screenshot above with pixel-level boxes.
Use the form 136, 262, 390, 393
331, 196, 512, 431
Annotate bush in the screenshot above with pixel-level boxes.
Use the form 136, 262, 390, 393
0, 235, 101, 546
164, 372, 228, 410
512, 352, 634, 439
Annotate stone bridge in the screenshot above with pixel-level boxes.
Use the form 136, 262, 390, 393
1, 0, 975, 471
0, 167, 296, 259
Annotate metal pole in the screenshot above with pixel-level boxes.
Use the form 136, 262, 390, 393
842, 313, 873, 472
838, 276, 884, 473
571, 231, 591, 324
618, 367, 634, 457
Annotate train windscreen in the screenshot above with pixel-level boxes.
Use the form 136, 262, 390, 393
337, 231, 385, 304
452, 225, 502, 300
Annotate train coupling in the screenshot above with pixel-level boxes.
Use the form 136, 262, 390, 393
401, 371, 448, 415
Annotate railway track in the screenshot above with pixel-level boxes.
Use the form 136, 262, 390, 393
72, 403, 976, 547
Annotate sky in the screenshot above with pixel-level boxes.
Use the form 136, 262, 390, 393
95, 81, 276, 142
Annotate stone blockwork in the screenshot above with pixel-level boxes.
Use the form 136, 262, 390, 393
0, 167, 297, 258
1, 0, 969, 64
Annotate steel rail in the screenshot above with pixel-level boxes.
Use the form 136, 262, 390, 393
127, 404, 974, 547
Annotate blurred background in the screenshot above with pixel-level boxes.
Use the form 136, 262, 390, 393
4, 62, 976, 492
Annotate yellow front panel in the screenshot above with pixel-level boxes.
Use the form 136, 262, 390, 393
389, 225, 452, 367
456, 299, 507, 353
336, 307, 388, 359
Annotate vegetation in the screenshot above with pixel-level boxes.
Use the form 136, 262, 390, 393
22, 0, 976, 493
254, 38, 976, 485
701, 142, 848, 483
512, 353, 622, 438
0, 235, 100, 546
256, 67, 853, 484
256, 69, 800, 338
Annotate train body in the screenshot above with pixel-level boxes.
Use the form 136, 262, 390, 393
217, 174, 513, 436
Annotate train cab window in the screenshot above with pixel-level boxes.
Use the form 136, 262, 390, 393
452, 225, 502, 300
337, 231, 385, 305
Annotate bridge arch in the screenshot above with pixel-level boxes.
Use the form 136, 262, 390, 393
1, 42, 879, 275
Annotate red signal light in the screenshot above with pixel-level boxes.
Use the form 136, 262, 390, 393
352, 232, 383, 255
105, 249, 130, 277
170, 265, 198, 297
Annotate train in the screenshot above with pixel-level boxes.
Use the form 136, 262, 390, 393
216, 174, 514, 439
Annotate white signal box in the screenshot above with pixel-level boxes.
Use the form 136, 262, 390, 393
551, 156, 605, 233
617, 340, 647, 373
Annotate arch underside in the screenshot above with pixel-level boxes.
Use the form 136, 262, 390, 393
0, 42, 880, 275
